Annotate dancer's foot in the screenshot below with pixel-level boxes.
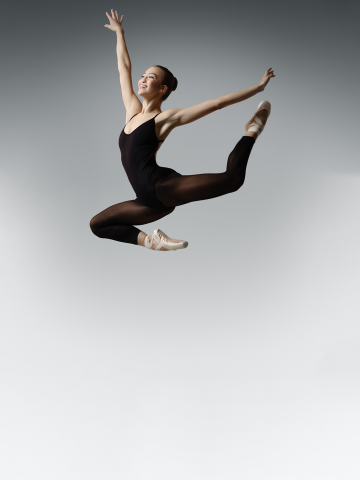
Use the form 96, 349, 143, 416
245, 100, 271, 139
144, 229, 188, 251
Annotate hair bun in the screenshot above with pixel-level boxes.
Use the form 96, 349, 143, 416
155, 65, 177, 102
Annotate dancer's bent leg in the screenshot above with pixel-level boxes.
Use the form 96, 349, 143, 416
90, 198, 174, 247
155, 136, 255, 207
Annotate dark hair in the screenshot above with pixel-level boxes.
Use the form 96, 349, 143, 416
155, 65, 178, 102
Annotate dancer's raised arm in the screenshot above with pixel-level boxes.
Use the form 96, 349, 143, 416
169, 68, 275, 127
105, 10, 141, 112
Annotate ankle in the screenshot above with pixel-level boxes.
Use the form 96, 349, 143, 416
144, 232, 169, 251
137, 231, 147, 246
244, 131, 258, 140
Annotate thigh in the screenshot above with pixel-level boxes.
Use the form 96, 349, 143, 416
155, 171, 230, 207
92, 198, 175, 228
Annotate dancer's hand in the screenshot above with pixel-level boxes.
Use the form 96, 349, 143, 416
104, 9, 124, 33
257, 68, 275, 91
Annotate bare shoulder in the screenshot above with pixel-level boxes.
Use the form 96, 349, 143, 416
156, 109, 181, 126
125, 102, 143, 124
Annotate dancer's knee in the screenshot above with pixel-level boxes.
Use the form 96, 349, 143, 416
90, 216, 103, 237
228, 175, 245, 193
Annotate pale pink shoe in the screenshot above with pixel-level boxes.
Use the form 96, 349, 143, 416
144, 229, 188, 251
245, 100, 271, 137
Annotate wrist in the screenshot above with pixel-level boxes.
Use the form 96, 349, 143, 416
255, 83, 264, 93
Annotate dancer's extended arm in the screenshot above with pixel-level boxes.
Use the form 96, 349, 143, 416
105, 10, 141, 111
169, 68, 275, 127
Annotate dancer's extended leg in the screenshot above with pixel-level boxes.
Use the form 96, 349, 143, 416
90, 199, 174, 248
155, 136, 256, 207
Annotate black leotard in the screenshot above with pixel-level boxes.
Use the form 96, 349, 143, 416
92, 129, 255, 246
119, 113, 179, 211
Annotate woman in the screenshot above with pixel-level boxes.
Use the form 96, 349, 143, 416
90, 10, 275, 251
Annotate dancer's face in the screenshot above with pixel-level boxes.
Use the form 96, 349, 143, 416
138, 66, 167, 99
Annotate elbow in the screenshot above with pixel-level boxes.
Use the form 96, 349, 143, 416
215, 98, 222, 109
216, 98, 224, 110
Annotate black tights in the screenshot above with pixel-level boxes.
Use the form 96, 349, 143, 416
90, 136, 255, 245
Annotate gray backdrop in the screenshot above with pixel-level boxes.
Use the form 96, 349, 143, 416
1, 0, 360, 478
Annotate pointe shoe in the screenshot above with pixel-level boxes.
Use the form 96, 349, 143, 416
144, 229, 188, 251
245, 100, 271, 137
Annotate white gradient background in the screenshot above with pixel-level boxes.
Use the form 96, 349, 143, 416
1, 0, 360, 478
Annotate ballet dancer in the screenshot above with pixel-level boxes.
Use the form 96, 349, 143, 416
90, 10, 275, 251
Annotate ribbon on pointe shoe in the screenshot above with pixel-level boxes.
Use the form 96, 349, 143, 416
247, 116, 264, 136
144, 234, 163, 250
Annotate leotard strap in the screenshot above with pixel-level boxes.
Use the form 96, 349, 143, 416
154, 113, 165, 142
125, 113, 139, 126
